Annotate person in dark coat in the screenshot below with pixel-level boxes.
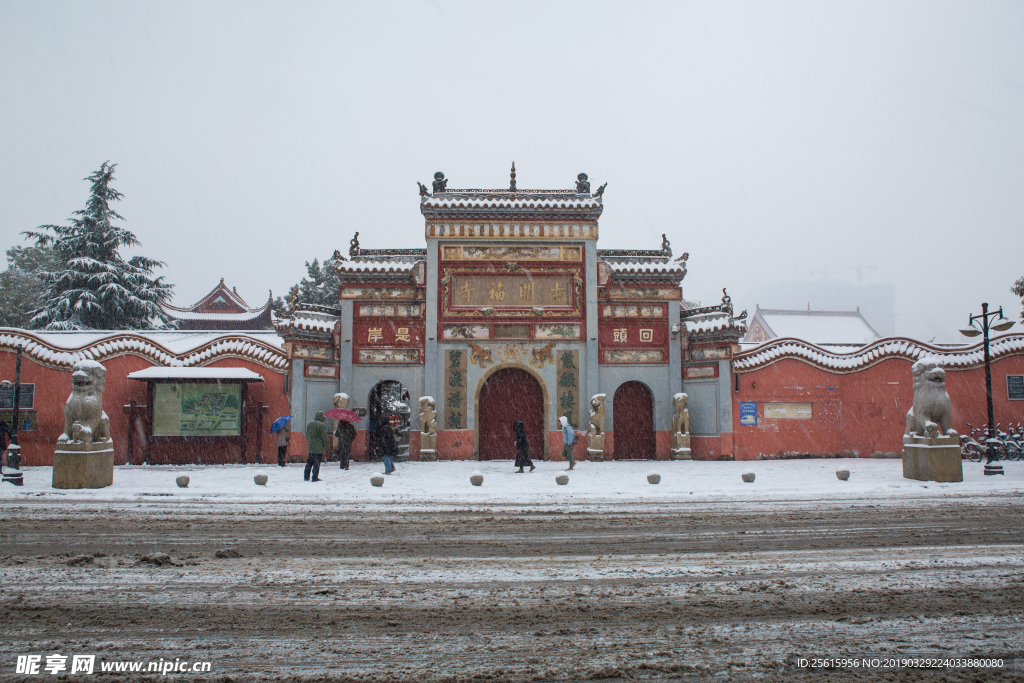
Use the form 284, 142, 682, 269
513, 420, 535, 473
304, 411, 329, 482
380, 420, 398, 474
335, 419, 355, 470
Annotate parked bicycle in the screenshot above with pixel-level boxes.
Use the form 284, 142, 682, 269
961, 422, 1023, 462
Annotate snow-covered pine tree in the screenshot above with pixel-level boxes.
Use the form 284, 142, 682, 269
22, 162, 174, 330
0, 245, 56, 328
276, 253, 342, 315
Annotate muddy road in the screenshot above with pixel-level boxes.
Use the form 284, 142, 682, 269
1, 496, 1022, 681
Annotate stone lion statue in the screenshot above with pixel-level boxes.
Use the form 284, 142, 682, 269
905, 357, 953, 437
588, 394, 606, 436
419, 397, 437, 436
59, 360, 111, 444
672, 393, 690, 436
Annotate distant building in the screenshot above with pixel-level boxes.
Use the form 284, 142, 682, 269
760, 279, 895, 337
160, 279, 273, 331
742, 305, 881, 347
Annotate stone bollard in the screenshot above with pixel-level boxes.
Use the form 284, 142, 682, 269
555, 474, 569, 485
836, 469, 850, 481
741, 472, 755, 483
254, 472, 268, 486
370, 475, 385, 487
647, 472, 661, 485
469, 471, 484, 486
176, 476, 189, 488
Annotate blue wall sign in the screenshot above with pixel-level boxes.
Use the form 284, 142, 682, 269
740, 402, 757, 426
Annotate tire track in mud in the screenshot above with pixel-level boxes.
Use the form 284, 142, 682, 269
1, 497, 1022, 682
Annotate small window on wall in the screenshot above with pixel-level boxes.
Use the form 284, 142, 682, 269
494, 324, 530, 339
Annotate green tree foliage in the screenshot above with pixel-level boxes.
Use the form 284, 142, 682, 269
275, 253, 342, 316
23, 162, 174, 330
0, 245, 56, 328
1012, 276, 1024, 321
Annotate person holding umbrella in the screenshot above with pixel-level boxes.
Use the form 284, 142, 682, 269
324, 407, 362, 471
270, 415, 294, 467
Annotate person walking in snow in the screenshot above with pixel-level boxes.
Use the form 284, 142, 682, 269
276, 423, 290, 467
559, 416, 577, 471
379, 419, 398, 475
335, 419, 355, 470
304, 411, 329, 482
513, 420, 535, 473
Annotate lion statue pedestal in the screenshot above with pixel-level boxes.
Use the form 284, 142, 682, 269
902, 358, 962, 483
670, 393, 692, 460
53, 360, 114, 489
418, 396, 438, 462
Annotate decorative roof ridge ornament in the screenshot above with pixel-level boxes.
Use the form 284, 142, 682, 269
675, 251, 690, 263
509, 162, 516, 193
661, 234, 672, 258
347, 231, 425, 262
681, 288, 739, 320
432, 172, 447, 194
576, 173, 590, 193
594, 182, 607, 198
417, 182, 431, 197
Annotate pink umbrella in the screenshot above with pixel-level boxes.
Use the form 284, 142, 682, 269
324, 408, 362, 422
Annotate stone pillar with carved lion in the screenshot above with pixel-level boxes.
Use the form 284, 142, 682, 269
587, 394, 606, 461
670, 392, 692, 460
902, 357, 962, 482
52, 360, 114, 489
418, 397, 438, 461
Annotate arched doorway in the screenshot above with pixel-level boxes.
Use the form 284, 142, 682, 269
367, 380, 410, 461
478, 367, 544, 460
613, 381, 655, 460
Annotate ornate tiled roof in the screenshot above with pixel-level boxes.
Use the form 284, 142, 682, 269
160, 279, 273, 330
732, 333, 1024, 373
419, 167, 605, 221
0, 329, 287, 371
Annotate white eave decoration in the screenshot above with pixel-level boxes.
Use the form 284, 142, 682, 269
128, 367, 265, 382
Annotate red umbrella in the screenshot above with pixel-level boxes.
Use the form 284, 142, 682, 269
324, 408, 362, 422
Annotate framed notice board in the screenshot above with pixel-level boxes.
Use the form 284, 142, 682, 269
1008, 375, 1024, 401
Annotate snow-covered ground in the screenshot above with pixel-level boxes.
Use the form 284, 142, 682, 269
4, 458, 1022, 505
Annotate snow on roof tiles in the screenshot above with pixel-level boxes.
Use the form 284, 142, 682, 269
275, 316, 335, 334
732, 333, 1024, 373
128, 367, 265, 381
685, 315, 747, 335
422, 191, 601, 210
0, 329, 287, 372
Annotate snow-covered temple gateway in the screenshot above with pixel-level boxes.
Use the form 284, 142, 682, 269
277, 167, 747, 461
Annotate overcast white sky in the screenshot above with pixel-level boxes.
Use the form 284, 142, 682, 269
2, 1, 1021, 341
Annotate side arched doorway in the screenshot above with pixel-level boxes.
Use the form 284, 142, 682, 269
367, 380, 410, 461
613, 381, 655, 460
478, 367, 544, 460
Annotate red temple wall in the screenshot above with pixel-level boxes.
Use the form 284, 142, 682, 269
729, 354, 1024, 461
0, 350, 288, 467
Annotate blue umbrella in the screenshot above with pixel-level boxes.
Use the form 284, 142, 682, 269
270, 415, 294, 433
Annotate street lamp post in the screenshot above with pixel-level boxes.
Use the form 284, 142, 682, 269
959, 303, 1015, 476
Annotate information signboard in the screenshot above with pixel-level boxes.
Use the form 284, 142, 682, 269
152, 382, 242, 436
0, 384, 34, 410
739, 402, 757, 426
1008, 375, 1024, 401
